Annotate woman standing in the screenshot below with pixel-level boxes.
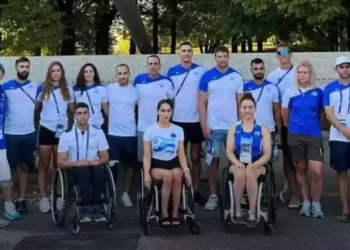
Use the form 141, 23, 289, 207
36, 61, 75, 213
73, 63, 108, 128
226, 93, 272, 227
282, 60, 324, 218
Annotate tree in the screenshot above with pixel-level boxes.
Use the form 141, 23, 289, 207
0, 0, 63, 55
113, 0, 153, 54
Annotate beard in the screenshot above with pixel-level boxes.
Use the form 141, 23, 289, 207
17, 71, 29, 80
254, 74, 264, 80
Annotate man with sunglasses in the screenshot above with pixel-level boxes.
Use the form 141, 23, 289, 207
267, 44, 299, 209
324, 56, 350, 222
244, 58, 281, 155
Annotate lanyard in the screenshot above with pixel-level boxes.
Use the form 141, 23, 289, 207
75, 128, 90, 161
256, 85, 265, 103
85, 90, 95, 114
298, 88, 317, 117
276, 65, 293, 86
51, 91, 60, 114
337, 88, 350, 114
18, 85, 35, 104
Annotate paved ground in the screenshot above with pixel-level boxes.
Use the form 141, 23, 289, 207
1, 132, 350, 250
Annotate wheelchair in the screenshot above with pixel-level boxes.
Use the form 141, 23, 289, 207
220, 164, 276, 235
137, 168, 201, 236
50, 165, 117, 235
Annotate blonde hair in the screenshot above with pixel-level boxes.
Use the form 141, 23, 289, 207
293, 60, 316, 89
42, 61, 71, 101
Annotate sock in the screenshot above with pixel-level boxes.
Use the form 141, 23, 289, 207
303, 200, 310, 206
4, 201, 13, 211
312, 201, 320, 207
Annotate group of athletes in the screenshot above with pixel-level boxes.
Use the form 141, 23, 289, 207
0, 41, 349, 228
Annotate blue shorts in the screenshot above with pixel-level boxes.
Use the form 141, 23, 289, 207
6, 132, 36, 169
108, 135, 137, 165
329, 141, 350, 173
209, 129, 228, 158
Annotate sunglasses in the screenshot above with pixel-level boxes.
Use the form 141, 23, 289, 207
277, 49, 290, 56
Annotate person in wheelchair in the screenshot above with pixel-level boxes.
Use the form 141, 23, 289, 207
226, 93, 272, 227
57, 102, 110, 223
143, 99, 192, 227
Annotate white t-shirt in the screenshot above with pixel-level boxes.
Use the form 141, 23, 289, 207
199, 67, 244, 130
167, 63, 206, 122
244, 80, 280, 132
267, 66, 296, 100
323, 80, 350, 142
73, 84, 108, 128
37, 85, 74, 132
58, 124, 109, 161
107, 83, 138, 137
143, 123, 184, 161
2, 79, 39, 135
134, 74, 174, 132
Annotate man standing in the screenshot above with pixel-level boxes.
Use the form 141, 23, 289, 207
324, 56, 350, 222
198, 45, 244, 210
2, 57, 38, 214
267, 43, 299, 208
134, 55, 174, 162
57, 102, 110, 222
245, 58, 281, 150
107, 64, 138, 207
0, 63, 21, 227
167, 42, 207, 205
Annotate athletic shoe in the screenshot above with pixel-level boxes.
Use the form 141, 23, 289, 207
120, 192, 133, 208
4, 202, 20, 220
39, 198, 50, 213
299, 201, 311, 217
205, 194, 218, 210
311, 202, 324, 218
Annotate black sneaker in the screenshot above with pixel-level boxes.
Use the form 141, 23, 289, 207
194, 191, 205, 206
15, 200, 28, 215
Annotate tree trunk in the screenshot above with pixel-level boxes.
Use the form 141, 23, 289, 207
95, 0, 117, 55
152, 0, 159, 53
54, 0, 76, 55
129, 38, 136, 54
329, 20, 339, 51
33, 47, 41, 56
248, 39, 253, 52
113, 0, 153, 54
170, 0, 177, 54
241, 41, 246, 53
257, 40, 263, 52
231, 37, 238, 53
198, 39, 204, 54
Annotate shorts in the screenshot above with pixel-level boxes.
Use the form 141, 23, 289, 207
6, 132, 36, 169
151, 157, 180, 171
209, 129, 228, 158
0, 149, 12, 188
329, 141, 350, 173
137, 131, 144, 162
288, 133, 323, 162
281, 126, 293, 164
38, 125, 59, 146
108, 135, 137, 165
172, 121, 204, 147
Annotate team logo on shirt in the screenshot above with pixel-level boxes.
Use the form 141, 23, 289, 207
152, 136, 176, 154
171, 133, 176, 138
311, 91, 318, 96
254, 131, 261, 137
94, 89, 99, 94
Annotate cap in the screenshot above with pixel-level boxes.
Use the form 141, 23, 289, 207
0, 63, 4, 73
335, 56, 350, 67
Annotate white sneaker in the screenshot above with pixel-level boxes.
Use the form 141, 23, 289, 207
120, 192, 133, 208
205, 194, 218, 211
39, 198, 51, 213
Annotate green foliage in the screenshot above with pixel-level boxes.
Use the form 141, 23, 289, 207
0, 0, 63, 55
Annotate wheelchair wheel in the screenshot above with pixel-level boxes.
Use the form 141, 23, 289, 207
51, 169, 67, 227
105, 166, 117, 228
267, 167, 276, 224
220, 167, 230, 221
188, 219, 201, 235
137, 169, 144, 224
70, 222, 80, 235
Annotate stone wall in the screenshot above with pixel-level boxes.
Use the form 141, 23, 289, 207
0, 52, 348, 85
